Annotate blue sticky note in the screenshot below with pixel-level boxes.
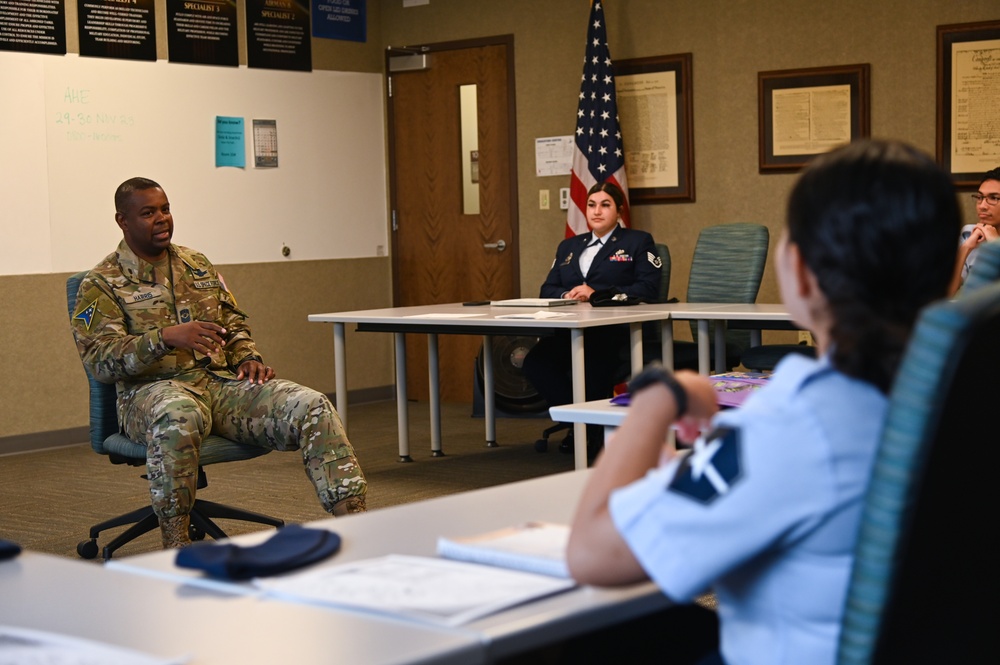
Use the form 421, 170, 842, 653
216, 116, 246, 168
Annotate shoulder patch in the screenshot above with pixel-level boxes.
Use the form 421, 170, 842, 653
74, 299, 99, 330
668, 427, 743, 504
647, 251, 663, 268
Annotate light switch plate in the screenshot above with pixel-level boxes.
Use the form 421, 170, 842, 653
559, 188, 570, 210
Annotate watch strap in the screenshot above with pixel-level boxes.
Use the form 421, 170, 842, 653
627, 364, 688, 418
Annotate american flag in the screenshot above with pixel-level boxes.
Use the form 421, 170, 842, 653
566, 0, 629, 238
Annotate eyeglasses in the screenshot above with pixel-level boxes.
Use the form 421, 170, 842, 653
972, 194, 1000, 206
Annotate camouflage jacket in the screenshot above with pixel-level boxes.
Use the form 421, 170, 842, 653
71, 240, 261, 388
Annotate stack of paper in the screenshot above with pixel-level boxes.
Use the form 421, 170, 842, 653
489, 298, 578, 307
436, 522, 571, 578
710, 371, 771, 407
253, 554, 575, 627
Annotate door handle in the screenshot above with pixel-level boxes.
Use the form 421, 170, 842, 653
484, 239, 507, 252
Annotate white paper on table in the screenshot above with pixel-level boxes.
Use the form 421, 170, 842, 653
493, 311, 575, 320
253, 554, 576, 627
0, 625, 189, 665
402, 313, 488, 319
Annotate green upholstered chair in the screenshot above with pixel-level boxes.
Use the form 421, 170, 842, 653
835, 281, 998, 664
67, 272, 283, 560
667, 223, 769, 371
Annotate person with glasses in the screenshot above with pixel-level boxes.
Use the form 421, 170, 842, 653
950, 166, 1000, 295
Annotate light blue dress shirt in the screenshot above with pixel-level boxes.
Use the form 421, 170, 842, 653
610, 354, 888, 665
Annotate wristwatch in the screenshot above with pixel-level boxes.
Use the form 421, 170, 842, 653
627, 364, 688, 418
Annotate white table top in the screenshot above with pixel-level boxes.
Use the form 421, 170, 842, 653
308, 302, 672, 329
646, 302, 792, 320
0, 551, 482, 665
549, 399, 630, 428
107, 470, 668, 662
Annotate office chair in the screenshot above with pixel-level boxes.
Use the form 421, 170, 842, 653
667, 223, 769, 371
739, 334, 816, 372
835, 281, 999, 664
66, 272, 284, 561
535, 241, 671, 453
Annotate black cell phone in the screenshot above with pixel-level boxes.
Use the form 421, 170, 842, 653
463, 300, 491, 306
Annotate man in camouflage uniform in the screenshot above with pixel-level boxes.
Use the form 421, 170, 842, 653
71, 177, 367, 548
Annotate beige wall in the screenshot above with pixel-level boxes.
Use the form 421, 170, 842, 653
0, 1, 391, 448
3, 0, 996, 449
382, 0, 992, 311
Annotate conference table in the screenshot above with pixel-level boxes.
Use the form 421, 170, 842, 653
0, 552, 482, 665
309, 303, 672, 471
653, 303, 795, 374
100, 470, 671, 664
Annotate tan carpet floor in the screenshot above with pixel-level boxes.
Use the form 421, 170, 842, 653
0, 401, 573, 560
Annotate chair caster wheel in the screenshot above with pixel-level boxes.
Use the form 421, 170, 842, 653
77, 539, 99, 559
189, 525, 206, 541
534, 438, 548, 453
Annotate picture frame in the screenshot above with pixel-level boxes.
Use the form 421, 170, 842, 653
615, 53, 694, 203
757, 64, 870, 173
936, 20, 1000, 189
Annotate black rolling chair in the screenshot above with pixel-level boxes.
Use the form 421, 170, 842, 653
67, 272, 284, 560
835, 280, 999, 664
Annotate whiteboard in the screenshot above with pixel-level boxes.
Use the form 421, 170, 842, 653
0, 52, 387, 276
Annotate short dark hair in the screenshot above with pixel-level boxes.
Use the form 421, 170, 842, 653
115, 177, 162, 212
587, 180, 626, 210
979, 167, 1000, 188
786, 140, 959, 393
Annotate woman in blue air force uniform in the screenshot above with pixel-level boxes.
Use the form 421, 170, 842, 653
566, 141, 960, 665
522, 181, 662, 455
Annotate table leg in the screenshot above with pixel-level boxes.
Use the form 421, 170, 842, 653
428, 333, 443, 457
715, 321, 727, 373
333, 322, 348, 431
697, 320, 710, 375
570, 329, 587, 471
394, 332, 411, 462
661, 319, 674, 371
750, 329, 762, 348
482, 336, 498, 447
629, 322, 644, 378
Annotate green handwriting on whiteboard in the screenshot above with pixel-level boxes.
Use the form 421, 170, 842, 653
53, 112, 134, 142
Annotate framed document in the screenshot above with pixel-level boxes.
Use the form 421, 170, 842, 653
936, 20, 1000, 188
615, 53, 694, 203
758, 64, 870, 173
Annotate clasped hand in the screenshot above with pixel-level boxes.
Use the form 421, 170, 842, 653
564, 284, 595, 301
963, 223, 999, 249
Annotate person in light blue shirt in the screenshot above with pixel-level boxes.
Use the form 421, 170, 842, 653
950, 166, 1000, 295
566, 140, 960, 665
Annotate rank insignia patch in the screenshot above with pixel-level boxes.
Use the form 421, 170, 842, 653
74, 299, 99, 330
668, 427, 743, 504
648, 251, 663, 268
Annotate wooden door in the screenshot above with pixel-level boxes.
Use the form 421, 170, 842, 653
388, 38, 519, 402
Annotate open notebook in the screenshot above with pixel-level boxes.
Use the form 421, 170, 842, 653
490, 298, 579, 307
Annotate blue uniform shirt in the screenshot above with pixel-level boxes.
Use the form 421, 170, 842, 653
610, 354, 887, 665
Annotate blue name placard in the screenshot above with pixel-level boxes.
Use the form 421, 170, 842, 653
312, 0, 366, 43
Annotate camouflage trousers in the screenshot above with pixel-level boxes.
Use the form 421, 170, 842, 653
118, 372, 366, 519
